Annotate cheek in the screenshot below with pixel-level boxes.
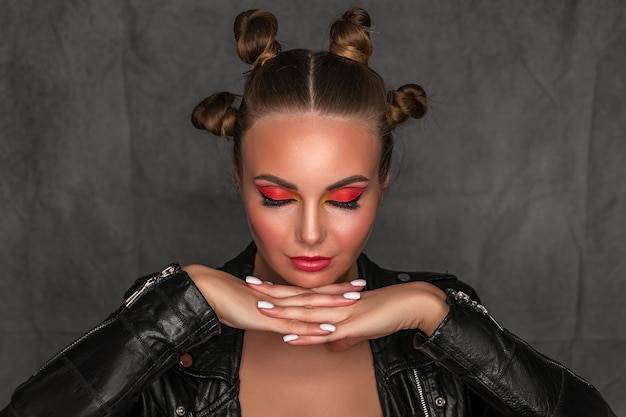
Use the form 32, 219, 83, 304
244, 203, 290, 245
334, 205, 378, 244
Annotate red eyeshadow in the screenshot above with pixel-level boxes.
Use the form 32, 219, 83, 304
255, 185, 297, 200
326, 187, 366, 203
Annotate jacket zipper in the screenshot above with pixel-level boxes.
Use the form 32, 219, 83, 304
35, 264, 181, 376
34, 317, 117, 376
413, 369, 430, 417
124, 263, 180, 307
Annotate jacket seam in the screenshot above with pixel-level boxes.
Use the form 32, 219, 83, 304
155, 285, 191, 336
60, 354, 111, 413
107, 312, 220, 410
432, 333, 538, 415
552, 370, 566, 417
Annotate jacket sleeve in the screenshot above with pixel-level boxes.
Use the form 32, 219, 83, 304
413, 289, 616, 417
0, 264, 221, 417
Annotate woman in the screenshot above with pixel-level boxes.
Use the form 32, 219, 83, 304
1, 8, 615, 417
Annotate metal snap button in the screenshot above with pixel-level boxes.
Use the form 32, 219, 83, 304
435, 396, 446, 407
175, 405, 186, 416
397, 273, 411, 282
179, 353, 193, 368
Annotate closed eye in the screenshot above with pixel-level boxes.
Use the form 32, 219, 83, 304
327, 195, 362, 210
325, 187, 366, 210
256, 185, 297, 208
259, 192, 295, 207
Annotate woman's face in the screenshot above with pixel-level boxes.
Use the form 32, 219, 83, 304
240, 113, 384, 287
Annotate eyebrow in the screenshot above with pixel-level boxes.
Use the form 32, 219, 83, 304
325, 175, 370, 191
253, 174, 370, 192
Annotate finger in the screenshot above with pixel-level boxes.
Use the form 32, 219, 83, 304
245, 276, 313, 298
236, 312, 338, 338
282, 332, 369, 347
308, 279, 367, 295
274, 320, 337, 338
257, 303, 353, 329
258, 291, 361, 310
245, 276, 366, 298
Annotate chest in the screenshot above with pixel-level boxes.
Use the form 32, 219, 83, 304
158, 327, 449, 417
238, 331, 383, 417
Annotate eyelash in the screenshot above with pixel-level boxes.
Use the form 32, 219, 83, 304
328, 195, 361, 210
260, 193, 294, 208
258, 192, 362, 210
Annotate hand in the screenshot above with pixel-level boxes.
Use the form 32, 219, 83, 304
183, 264, 365, 337
250, 279, 450, 351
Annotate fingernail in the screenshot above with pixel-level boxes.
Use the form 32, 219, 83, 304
257, 301, 275, 309
283, 334, 299, 342
343, 292, 361, 300
264, 281, 274, 285
246, 276, 263, 285
350, 279, 366, 287
320, 323, 336, 332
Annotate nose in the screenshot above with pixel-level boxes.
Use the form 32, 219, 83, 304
297, 202, 325, 245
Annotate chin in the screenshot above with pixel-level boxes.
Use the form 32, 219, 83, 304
285, 267, 350, 288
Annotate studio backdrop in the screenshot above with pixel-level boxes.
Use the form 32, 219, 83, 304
1, 0, 624, 412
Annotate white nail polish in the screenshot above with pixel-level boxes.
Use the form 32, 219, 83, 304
264, 281, 274, 285
246, 276, 263, 285
320, 323, 336, 332
257, 301, 275, 309
343, 291, 361, 300
283, 334, 299, 342
350, 279, 366, 287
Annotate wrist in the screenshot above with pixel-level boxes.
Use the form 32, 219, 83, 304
418, 293, 450, 336
404, 282, 449, 336
184, 264, 219, 309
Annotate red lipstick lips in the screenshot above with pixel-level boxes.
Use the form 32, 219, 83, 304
290, 256, 331, 272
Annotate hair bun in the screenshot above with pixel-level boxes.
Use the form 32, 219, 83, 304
329, 8, 373, 65
387, 84, 428, 129
234, 9, 282, 68
191, 92, 239, 137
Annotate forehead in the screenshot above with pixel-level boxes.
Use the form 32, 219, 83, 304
240, 113, 381, 183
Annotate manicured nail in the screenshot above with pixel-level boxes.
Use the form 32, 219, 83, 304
343, 292, 361, 300
283, 334, 299, 342
257, 301, 275, 309
246, 276, 263, 285
320, 323, 336, 332
350, 279, 366, 287
264, 281, 274, 285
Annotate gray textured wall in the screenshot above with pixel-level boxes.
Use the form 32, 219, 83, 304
1, 0, 624, 412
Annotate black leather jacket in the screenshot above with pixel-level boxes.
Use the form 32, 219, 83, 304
2, 243, 615, 416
